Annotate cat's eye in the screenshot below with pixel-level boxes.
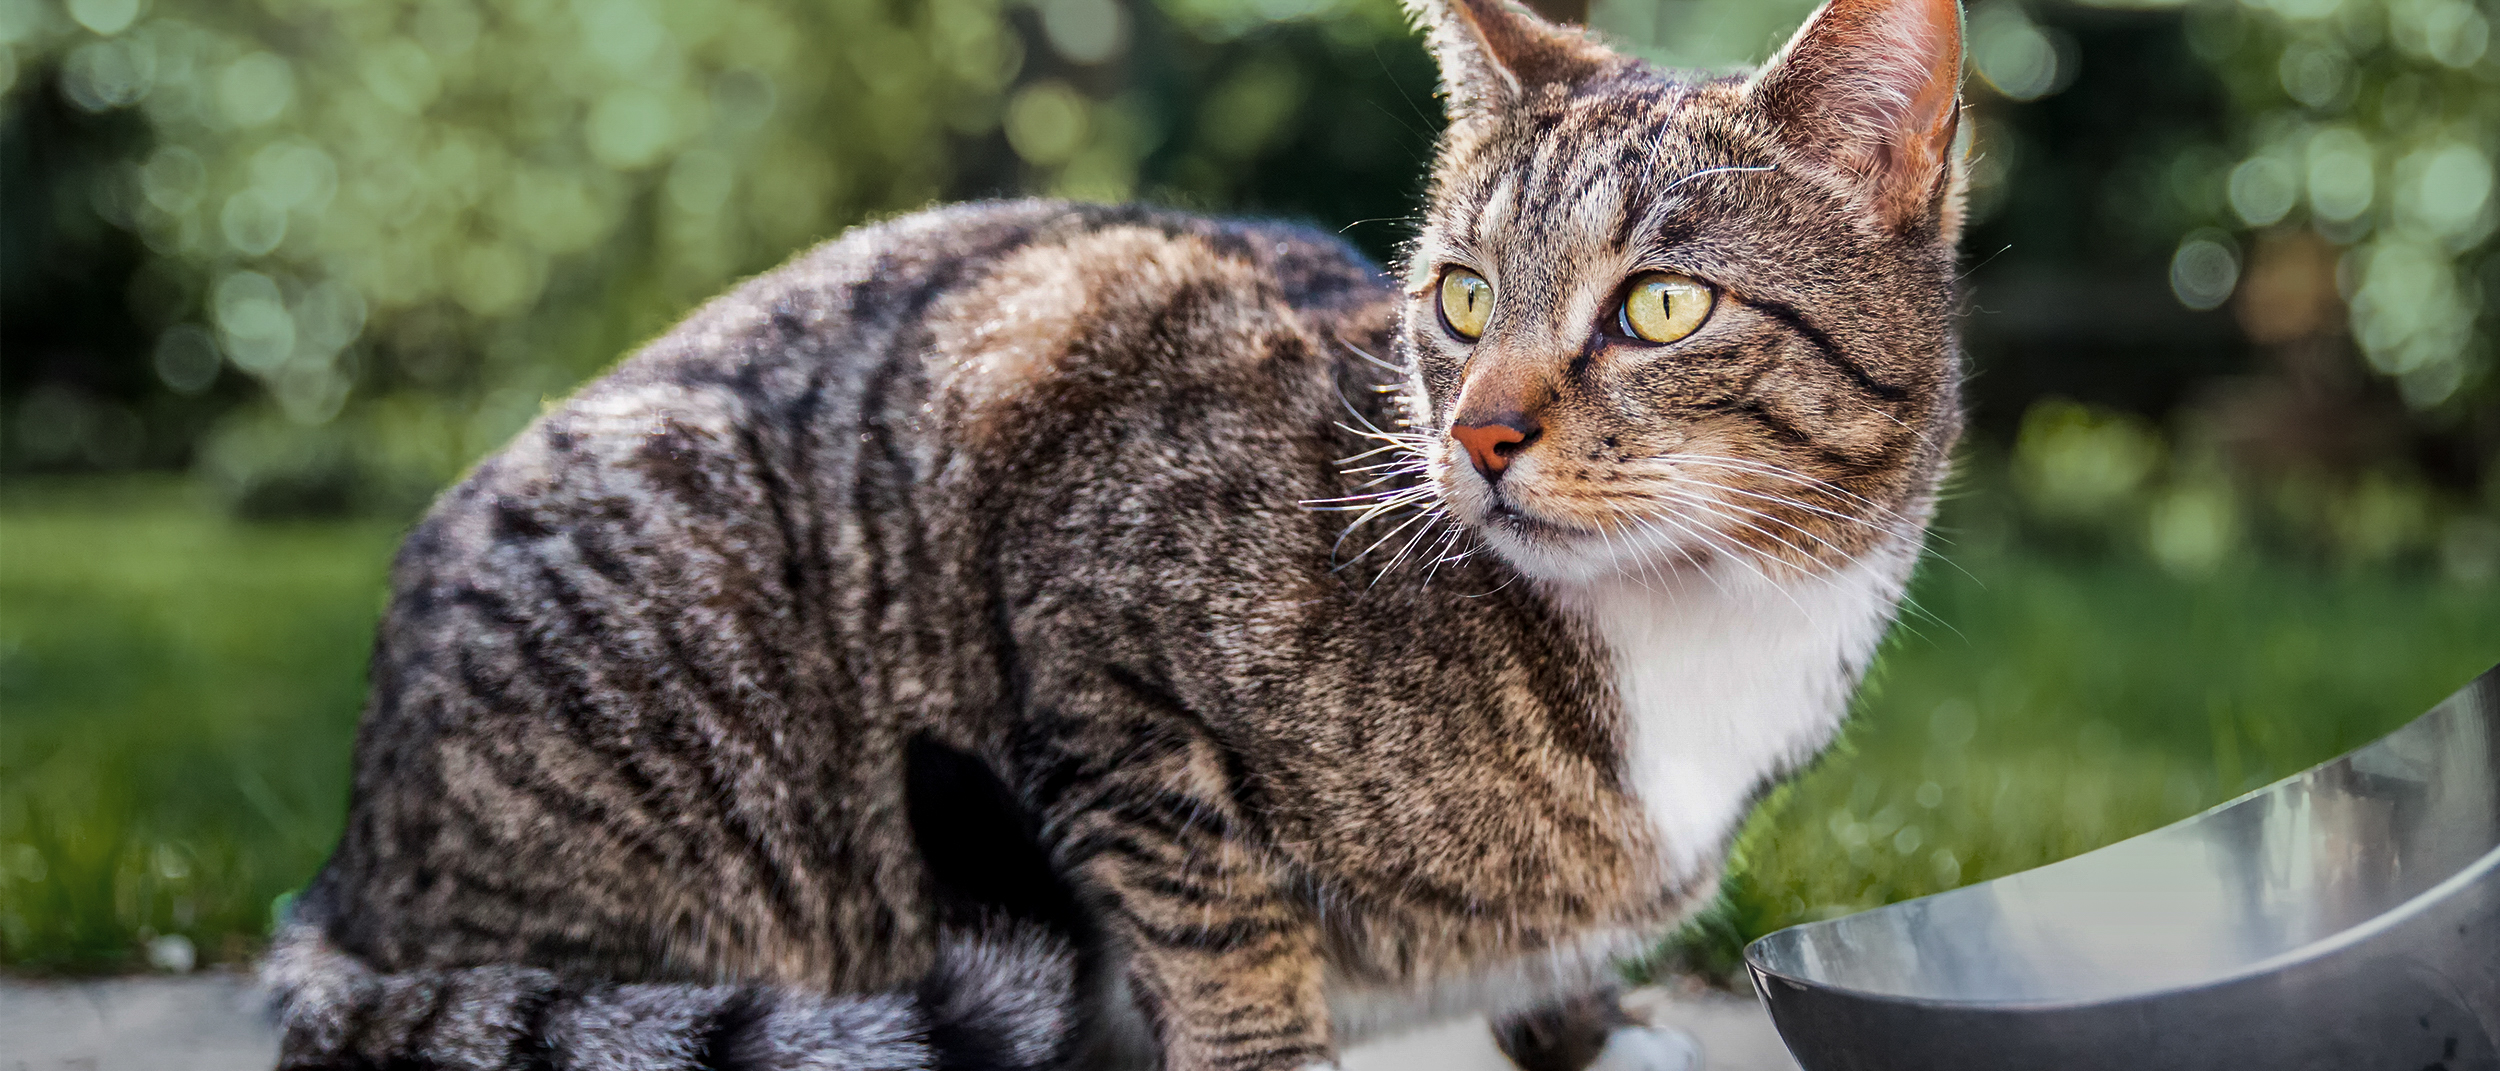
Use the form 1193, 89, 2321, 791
1618, 272, 1714, 345
1439, 267, 1493, 341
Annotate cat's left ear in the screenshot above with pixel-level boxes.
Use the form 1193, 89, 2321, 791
1406, 0, 1617, 124
1749, 0, 1966, 236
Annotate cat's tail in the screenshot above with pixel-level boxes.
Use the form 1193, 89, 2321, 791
260, 915, 1077, 1071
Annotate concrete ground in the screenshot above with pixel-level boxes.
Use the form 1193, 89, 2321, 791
0, 975, 1799, 1071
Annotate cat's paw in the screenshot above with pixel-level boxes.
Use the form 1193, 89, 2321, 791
1585, 1024, 1701, 1071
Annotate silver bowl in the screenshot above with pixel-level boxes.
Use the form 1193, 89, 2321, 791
1745, 665, 2500, 1070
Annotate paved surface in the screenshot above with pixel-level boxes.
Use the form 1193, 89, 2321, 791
0, 974, 1799, 1071
2, 975, 277, 1070
1343, 987, 1801, 1071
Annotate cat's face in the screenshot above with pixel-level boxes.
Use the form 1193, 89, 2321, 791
1397, 0, 1967, 584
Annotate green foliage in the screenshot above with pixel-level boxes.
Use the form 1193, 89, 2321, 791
3, 0, 1439, 508
8, 0, 1033, 495
2183, 0, 2497, 413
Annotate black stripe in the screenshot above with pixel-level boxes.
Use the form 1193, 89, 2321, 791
1116, 908, 1292, 953
490, 497, 555, 542
1057, 830, 1170, 869
486, 451, 805, 939
1209, 1042, 1333, 1070
847, 353, 910, 658
449, 642, 668, 825
399, 972, 459, 1056
1194, 1022, 1317, 1048
1731, 400, 1841, 461
1566, 334, 1603, 384
737, 423, 810, 609
1130, 871, 1233, 907
1105, 790, 1232, 841
509, 982, 564, 1071
445, 585, 529, 628
1749, 298, 1909, 402
778, 365, 838, 646
1100, 665, 1273, 829
1731, 400, 1888, 470
328, 972, 391, 1064
453, 647, 524, 717
441, 734, 680, 883
693, 986, 769, 1071
1021, 747, 1099, 816
452, 586, 742, 910
567, 525, 637, 586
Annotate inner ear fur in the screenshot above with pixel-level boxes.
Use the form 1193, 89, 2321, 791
1749, 0, 1967, 235
1406, 0, 1619, 122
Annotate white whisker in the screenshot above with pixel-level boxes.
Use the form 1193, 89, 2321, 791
1650, 484, 1857, 564
1660, 163, 1776, 195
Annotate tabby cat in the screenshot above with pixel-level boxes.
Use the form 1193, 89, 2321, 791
263, 0, 1968, 1068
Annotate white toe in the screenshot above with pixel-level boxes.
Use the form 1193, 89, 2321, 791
1585, 1024, 1702, 1071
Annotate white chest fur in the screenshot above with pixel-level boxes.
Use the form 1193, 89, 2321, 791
1552, 544, 1917, 876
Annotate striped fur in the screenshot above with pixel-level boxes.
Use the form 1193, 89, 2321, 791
270, 1, 1967, 1069
265, 913, 1074, 1071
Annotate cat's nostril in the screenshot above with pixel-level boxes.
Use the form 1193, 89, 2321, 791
1451, 414, 1543, 484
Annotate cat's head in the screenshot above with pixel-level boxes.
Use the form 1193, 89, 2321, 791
1393, 0, 1967, 584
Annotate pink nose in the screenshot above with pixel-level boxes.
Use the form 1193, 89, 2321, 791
1451, 414, 1540, 483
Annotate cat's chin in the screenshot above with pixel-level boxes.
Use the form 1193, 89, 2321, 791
1466, 503, 1714, 586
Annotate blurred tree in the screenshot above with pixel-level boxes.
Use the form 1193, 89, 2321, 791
2183, 0, 2498, 504
2, 0, 2491, 568
1, 0, 1450, 515
6, 0, 1055, 513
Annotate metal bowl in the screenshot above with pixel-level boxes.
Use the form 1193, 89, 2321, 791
1745, 665, 2500, 1071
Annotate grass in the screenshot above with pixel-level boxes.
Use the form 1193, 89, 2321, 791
1668, 532, 2500, 978
0, 478, 404, 973
2, 476, 2496, 975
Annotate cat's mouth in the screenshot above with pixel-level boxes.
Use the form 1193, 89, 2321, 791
1479, 494, 1570, 535
1455, 474, 1731, 582
1473, 487, 1610, 547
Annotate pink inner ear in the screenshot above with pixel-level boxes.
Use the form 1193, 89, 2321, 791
1754, 0, 1964, 223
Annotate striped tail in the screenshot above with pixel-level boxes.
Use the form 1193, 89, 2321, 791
260, 917, 1077, 1071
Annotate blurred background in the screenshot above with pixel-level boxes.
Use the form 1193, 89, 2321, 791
2, 0, 2495, 979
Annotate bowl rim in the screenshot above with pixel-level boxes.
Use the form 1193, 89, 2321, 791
1743, 840, 2500, 1011
1742, 663, 2500, 1010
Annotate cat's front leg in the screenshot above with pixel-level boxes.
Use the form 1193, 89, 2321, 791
1031, 680, 1340, 1071
1061, 799, 1337, 1071
1494, 988, 1701, 1071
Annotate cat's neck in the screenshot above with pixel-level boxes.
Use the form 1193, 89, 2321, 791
1545, 540, 1919, 875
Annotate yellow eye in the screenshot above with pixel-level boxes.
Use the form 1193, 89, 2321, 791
1619, 272, 1714, 344
1439, 267, 1493, 340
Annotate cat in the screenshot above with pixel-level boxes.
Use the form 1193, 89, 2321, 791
261, 0, 1968, 1068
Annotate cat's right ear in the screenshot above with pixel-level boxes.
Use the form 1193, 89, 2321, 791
1405, 0, 1615, 123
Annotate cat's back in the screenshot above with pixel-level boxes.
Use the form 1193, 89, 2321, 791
317, 198, 1394, 983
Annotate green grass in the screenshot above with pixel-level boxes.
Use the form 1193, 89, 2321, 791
1670, 539, 2500, 978
2, 477, 2496, 975
0, 478, 404, 972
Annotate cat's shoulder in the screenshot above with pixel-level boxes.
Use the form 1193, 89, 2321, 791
761, 201, 1399, 433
